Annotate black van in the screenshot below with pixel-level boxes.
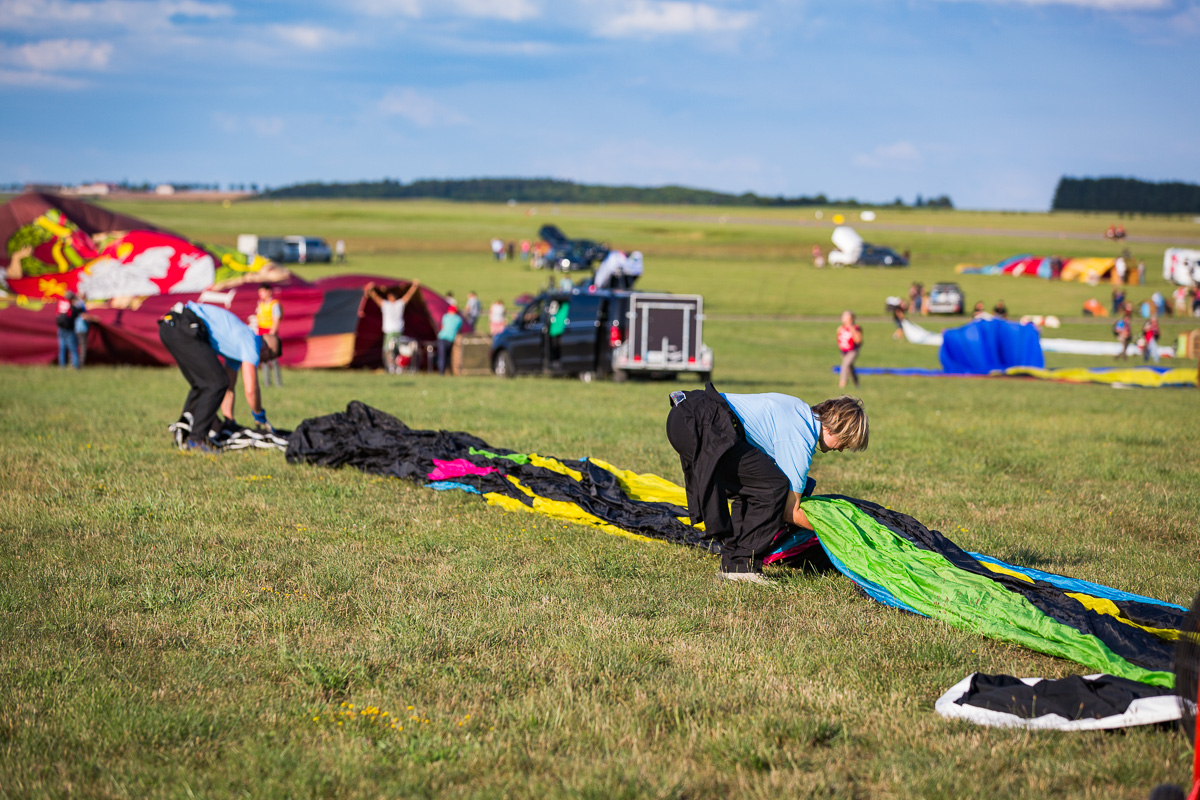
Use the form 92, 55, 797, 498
491, 289, 615, 381
490, 287, 712, 382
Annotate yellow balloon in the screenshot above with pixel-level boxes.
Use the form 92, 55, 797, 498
832, 213, 845, 224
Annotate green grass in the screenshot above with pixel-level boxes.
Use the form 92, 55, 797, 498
2, 200, 1199, 798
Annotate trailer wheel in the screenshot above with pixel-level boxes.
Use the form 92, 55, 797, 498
612, 368, 628, 383
696, 372, 711, 383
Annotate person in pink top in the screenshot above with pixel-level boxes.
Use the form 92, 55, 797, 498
836, 310, 863, 389
488, 299, 507, 337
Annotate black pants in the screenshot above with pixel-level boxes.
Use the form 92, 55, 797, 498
666, 397, 789, 573
159, 315, 228, 444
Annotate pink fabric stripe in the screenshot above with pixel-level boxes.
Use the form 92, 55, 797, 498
763, 537, 820, 565
427, 458, 498, 481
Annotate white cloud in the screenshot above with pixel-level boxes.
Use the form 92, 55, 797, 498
1167, 3, 1200, 32
420, 36, 558, 56
940, 0, 1171, 9
449, 0, 538, 20
378, 88, 469, 127
0, 66, 86, 87
248, 116, 285, 137
212, 110, 240, 133
0, 37, 112, 86
852, 141, 922, 170
353, 0, 539, 21
0, 0, 234, 33
212, 111, 286, 137
2, 38, 113, 70
596, 1, 756, 37
269, 24, 353, 50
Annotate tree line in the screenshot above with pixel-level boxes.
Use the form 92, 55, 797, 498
1052, 176, 1200, 214
258, 177, 952, 209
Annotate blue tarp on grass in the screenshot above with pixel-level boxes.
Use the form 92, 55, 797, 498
939, 318, 1044, 375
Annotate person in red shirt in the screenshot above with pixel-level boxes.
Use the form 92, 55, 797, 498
1141, 314, 1161, 364
836, 310, 863, 389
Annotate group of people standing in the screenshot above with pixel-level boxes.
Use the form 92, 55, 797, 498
491, 238, 534, 263
1112, 305, 1163, 363
54, 291, 89, 369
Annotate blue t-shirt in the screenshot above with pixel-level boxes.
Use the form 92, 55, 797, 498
188, 302, 261, 367
438, 311, 463, 342
722, 392, 821, 493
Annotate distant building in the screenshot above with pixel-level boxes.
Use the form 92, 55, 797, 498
60, 183, 114, 196
154, 184, 176, 196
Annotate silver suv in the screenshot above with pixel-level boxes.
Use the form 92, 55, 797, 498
927, 283, 965, 315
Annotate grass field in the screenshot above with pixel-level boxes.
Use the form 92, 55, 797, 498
2, 199, 1199, 799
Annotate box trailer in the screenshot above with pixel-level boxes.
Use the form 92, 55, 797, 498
612, 292, 713, 381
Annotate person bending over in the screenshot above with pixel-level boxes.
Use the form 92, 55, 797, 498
158, 301, 274, 454
666, 385, 868, 584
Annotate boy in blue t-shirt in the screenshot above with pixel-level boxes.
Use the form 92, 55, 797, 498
666, 386, 869, 583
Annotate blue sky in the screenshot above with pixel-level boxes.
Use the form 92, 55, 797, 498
0, 0, 1196, 209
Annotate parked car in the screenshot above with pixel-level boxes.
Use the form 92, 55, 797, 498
249, 235, 333, 264
857, 244, 909, 267
826, 226, 909, 267
490, 287, 713, 381
927, 283, 966, 314
538, 224, 609, 272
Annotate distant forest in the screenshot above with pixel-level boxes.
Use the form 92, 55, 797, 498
258, 177, 954, 209
1052, 176, 1200, 214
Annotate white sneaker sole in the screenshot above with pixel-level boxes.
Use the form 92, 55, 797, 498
717, 572, 775, 586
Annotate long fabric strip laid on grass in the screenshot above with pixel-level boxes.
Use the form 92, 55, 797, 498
287, 402, 1183, 688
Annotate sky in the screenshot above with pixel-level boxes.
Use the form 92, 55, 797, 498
0, 0, 1197, 210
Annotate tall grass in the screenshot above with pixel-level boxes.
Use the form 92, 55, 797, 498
1, 201, 1197, 798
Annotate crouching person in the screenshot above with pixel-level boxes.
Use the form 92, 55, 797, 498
666, 385, 868, 585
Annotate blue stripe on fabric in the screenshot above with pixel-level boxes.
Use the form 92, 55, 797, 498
426, 481, 481, 494
818, 540, 927, 616
969, 553, 1188, 611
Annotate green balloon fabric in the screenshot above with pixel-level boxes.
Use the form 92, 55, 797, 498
802, 498, 1174, 687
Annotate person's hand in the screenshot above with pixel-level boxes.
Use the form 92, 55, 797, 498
251, 408, 270, 429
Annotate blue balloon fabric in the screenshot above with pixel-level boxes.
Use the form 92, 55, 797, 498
939, 318, 1044, 375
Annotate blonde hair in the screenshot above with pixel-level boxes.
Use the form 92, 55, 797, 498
812, 396, 869, 451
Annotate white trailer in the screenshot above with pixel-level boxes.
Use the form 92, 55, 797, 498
1162, 248, 1200, 287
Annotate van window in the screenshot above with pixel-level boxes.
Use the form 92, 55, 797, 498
520, 299, 545, 327
566, 295, 601, 326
